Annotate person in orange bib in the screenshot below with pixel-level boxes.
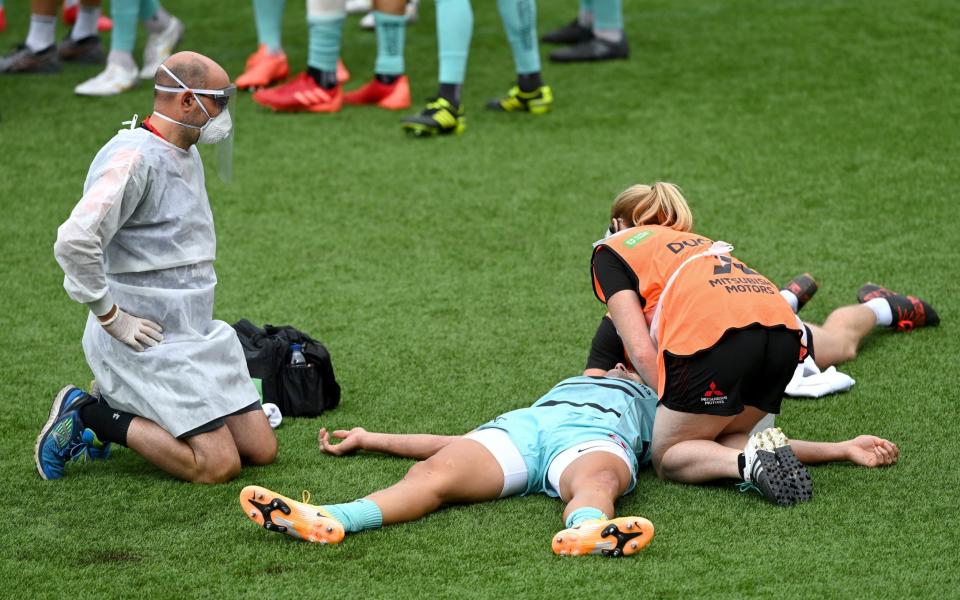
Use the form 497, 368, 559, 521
591, 182, 814, 506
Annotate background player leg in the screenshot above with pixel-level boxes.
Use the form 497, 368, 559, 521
0, 0, 59, 74
237, 0, 290, 89
74, 0, 139, 95
550, 0, 627, 62
343, 0, 411, 110
487, 0, 554, 114
400, 0, 472, 136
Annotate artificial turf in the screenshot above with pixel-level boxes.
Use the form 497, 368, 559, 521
1, 0, 958, 597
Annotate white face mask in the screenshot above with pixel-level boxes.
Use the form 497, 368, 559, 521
153, 64, 234, 145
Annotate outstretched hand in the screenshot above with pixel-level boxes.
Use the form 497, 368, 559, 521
846, 435, 899, 467
318, 427, 367, 456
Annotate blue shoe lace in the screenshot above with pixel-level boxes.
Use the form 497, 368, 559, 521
737, 481, 759, 494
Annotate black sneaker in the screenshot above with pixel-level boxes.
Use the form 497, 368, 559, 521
0, 43, 62, 74
781, 273, 818, 312
857, 283, 940, 331
58, 34, 104, 64
401, 97, 465, 137
549, 37, 629, 63
540, 19, 593, 45
739, 427, 809, 506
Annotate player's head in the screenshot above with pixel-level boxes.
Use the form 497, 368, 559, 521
609, 182, 693, 233
605, 363, 644, 384
153, 51, 231, 139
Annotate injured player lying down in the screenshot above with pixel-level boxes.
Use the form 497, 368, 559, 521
239, 366, 898, 557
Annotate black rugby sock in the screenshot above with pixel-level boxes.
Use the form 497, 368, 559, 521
517, 72, 542, 93
437, 83, 462, 106
307, 66, 339, 90
737, 453, 746, 480
80, 399, 134, 446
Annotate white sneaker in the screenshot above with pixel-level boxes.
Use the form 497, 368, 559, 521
74, 63, 138, 96
140, 16, 184, 80
359, 0, 418, 30
346, 0, 372, 14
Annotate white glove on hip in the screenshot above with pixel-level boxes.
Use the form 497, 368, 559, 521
100, 308, 164, 352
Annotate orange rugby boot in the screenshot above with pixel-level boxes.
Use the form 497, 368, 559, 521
240, 485, 345, 544
344, 75, 411, 110
237, 46, 289, 90
252, 72, 342, 112
552, 516, 654, 558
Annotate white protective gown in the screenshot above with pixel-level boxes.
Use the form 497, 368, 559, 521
54, 126, 257, 438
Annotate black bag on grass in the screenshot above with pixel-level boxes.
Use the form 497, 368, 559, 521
231, 320, 341, 417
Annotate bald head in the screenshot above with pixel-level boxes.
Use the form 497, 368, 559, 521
154, 51, 229, 103
151, 51, 231, 147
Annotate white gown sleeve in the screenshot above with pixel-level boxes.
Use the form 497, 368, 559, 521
53, 141, 148, 314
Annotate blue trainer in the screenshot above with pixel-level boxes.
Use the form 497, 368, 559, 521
82, 428, 112, 460
35, 385, 94, 480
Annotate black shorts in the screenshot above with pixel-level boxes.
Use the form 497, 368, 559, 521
177, 401, 263, 439
660, 325, 801, 417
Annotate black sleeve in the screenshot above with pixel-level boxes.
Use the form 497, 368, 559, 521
585, 316, 626, 371
592, 248, 640, 303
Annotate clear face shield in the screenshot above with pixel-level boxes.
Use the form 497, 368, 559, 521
154, 64, 237, 183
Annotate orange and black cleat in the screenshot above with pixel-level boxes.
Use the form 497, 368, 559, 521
252, 72, 342, 113
552, 516, 654, 558
344, 75, 411, 110
240, 485, 345, 544
858, 283, 940, 331
781, 273, 818, 312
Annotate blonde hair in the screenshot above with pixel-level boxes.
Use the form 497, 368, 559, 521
610, 182, 694, 232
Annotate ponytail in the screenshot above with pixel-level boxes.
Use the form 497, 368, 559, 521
610, 182, 694, 232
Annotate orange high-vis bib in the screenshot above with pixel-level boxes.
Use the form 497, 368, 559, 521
592, 225, 802, 396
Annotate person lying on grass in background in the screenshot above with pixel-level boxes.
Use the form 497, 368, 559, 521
239, 365, 898, 557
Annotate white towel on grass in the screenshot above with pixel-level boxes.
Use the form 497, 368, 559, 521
785, 356, 855, 398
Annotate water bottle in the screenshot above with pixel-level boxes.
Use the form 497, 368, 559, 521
289, 343, 307, 367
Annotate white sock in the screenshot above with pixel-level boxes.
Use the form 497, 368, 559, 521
577, 10, 593, 27
865, 297, 893, 327
779, 289, 800, 313
107, 50, 137, 71
593, 28, 624, 44
145, 6, 172, 34
26, 14, 57, 53
71, 6, 101, 40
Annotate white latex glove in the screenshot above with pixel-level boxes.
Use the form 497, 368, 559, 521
99, 307, 164, 351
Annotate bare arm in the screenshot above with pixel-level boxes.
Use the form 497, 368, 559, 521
606, 290, 659, 389
791, 436, 899, 467
318, 427, 463, 460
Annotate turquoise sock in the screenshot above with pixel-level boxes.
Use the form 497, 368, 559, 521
323, 499, 383, 533
565, 506, 607, 528
254, 0, 286, 53
496, 0, 540, 75
592, 0, 622, 31
110, 0, 139, 53
374, 11, 406, 76
307, 13, 345, 72
139, 0, 158, 21
435, 0, 473, 84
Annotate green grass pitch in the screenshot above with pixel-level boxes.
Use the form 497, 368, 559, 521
1, 0, 958, 597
